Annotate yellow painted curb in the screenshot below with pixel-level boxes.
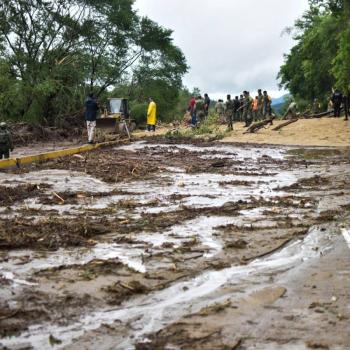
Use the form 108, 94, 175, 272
0, 140, 123, 170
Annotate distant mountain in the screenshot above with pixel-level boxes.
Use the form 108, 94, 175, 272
271, 94, 290, 106
272, 94, 290, 114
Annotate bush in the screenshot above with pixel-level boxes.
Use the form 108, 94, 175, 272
130, 102, 148, 125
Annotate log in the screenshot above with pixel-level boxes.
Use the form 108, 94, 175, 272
243, 117, 275, 134
303, 110, 334, 119
272, 118, 298, 131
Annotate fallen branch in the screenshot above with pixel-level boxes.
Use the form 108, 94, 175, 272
303, 109, 335, 119
243, 117, 275, 134
272, 118, 298, 131
0, 309, 19, 320
52, 191, 65, 203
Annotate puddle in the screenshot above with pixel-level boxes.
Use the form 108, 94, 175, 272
0, 215, 236, 283
0, 243, 146, 282
0, 271, 37, 287
138, 216, 238, 258
117, 141, 288, 161
0, 170, 114, 193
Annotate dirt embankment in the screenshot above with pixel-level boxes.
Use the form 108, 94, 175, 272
221, 117, 350, 147
135, 118, 350, 148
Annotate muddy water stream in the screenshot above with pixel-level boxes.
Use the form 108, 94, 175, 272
1, 141, 350, 349
0, 225, 338, 349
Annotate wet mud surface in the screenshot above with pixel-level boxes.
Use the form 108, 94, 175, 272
1, 139, 350, 349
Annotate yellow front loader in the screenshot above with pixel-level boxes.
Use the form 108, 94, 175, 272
96, 98, 136, 140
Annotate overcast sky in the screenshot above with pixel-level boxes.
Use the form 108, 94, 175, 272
134, 0, 309, 99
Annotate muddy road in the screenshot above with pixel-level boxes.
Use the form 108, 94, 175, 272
1, 139, 350, 350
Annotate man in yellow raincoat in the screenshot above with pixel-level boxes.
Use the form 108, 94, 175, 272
146, 97, 157, 132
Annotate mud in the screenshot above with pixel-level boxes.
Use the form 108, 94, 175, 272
0, 184, 52, 207
1, 139, 350, 349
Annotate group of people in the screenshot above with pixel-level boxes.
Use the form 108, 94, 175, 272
3, 86, 348, 160
188, 93, 211, 127
283, 88, 350, 120
188, 89, 272, 130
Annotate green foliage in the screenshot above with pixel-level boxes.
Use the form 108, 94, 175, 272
332, 22, 350, 91
0, 0, 188, 125
192, 113, 226, 139
278, 0, 350, 106
130, 102, 148, 125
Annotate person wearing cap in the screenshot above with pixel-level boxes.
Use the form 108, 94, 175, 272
146, 97, 157, 132
0, 122, 14, 159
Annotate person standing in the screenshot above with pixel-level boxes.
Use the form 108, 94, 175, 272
327, 99, 333, 113
263, 91, 272, 117
257, 89, 264, 119
204, 93, 211, 119
195, 95, 205, 123
233, 96, 241, 122
252, 96, 259, 121
215, 99, 225, 118
312, 98, 321, 115
225, 94, 234, 131
343, 92, 349, 121
239, 94, 244, 121
0, 122, 13, 159
331, 89, 343, 118
188, 96, 197, 127
84, 93, 99, 144
242, 91, 253, 127
147, 97, 157, 132
283, 100, 298, 119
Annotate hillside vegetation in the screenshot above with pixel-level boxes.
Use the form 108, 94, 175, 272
0, 0, 188, 125
279, 0, 350, 108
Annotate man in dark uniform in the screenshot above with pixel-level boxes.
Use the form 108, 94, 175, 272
331, 89, 343, 118
0, 122, 14, 159
233, 96, 241, 122
225, 94, 234, 130
343, 92, 349, 121
239, 94, 244, 121
84, 93, 99, 144
204, 93, 211, 119
257, 89, 264, 120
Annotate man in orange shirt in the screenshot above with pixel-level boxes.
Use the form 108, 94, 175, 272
252, 96, 259, 122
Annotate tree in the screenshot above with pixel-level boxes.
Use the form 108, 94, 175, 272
278, 0, 350, 105
0, 0, 188, 124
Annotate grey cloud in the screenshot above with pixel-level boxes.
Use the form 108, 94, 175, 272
135, 0, 309, 98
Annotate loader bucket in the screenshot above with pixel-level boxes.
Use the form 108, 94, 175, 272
96, 117, 118, 131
